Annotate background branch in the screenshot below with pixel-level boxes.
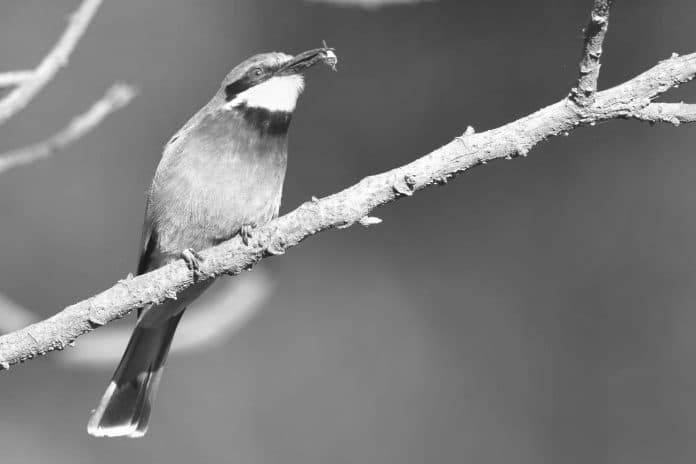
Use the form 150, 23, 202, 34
0, 70, 33, 89
0, 0, 102, 126
0, 84, 136, 175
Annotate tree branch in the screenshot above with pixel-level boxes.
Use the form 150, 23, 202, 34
630, 102, 696, 125
0, 272, 272, 367
0, 0, 103, 126
0, 84, 136, 175
1, 2, 696, 370
571, 0, 614, 106
56, 271, 272, 367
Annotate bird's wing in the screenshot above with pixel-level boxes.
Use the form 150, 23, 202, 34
136, 221, 158, 276
135, 217, 159, 318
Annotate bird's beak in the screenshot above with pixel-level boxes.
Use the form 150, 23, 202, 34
276, 47, 338, 75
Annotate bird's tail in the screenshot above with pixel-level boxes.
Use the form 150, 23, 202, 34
87, 312, 183, 438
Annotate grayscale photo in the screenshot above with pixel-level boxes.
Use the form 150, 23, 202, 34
0, 0, 695, 463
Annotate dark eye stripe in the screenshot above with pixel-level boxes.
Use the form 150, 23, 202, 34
224, 65, 279, 102
224, 76, 255, 101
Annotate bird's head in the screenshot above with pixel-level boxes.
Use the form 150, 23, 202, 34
221, 47, 337, 114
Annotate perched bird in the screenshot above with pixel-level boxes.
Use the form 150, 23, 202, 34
87, 47, 337, 438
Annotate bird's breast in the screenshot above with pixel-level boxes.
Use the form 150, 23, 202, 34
149, 109, 290, 255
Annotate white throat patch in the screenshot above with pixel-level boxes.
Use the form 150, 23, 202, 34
226, 74, 305, 113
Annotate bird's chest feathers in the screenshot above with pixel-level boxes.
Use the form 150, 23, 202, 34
151, 115, 288, 251
225, 75, 304, 113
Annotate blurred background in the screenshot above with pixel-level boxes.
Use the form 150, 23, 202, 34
1, 0, 695, 462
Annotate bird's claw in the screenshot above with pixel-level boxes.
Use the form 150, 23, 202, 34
239, 224, 256, 246
181, 248, 204, 280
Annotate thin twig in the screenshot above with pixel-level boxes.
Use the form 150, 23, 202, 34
630, 102, 696, 125
571, 0, 614, 106
0, 84, 136, 175
0, 71, 33, 89
0, 0, 103, 126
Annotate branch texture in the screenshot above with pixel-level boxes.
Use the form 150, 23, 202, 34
572, 0, 613, 106
57, 271, 272, 367
0, 0, 102, 126
1, 2, 696, 370
0, 271, 270, 367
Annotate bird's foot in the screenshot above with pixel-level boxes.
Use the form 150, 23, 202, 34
181, 248, 205, 280
239, 224, 256, 246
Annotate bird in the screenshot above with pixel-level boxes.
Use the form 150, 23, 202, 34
87, 47, 337, 438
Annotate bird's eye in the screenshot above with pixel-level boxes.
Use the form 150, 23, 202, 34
253, 67, 263, 77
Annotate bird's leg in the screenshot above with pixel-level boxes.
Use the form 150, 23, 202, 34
239, 223, 257, 246
181, 248, 205, 280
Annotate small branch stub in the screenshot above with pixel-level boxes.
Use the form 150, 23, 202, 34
359, 216, 383, 227
572, 0, 614, 106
